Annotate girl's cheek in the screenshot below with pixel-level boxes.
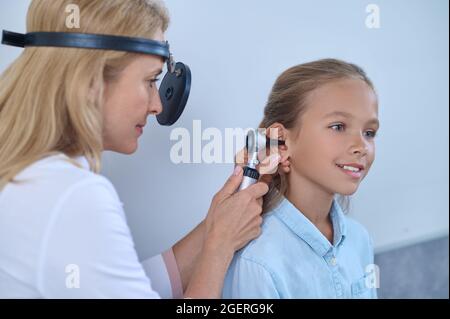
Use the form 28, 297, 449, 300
368, 142, 376, 158
365, 147, 376, 172
326, 133, 347, 149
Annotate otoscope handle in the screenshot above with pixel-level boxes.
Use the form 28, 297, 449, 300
238, 167, 260, 191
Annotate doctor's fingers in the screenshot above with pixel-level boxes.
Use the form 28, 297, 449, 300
243, 182, 269, 199
234, 217, 263, 250
234, 147, 248, 168
213, 166, 244, 203
257, 153, 281, 175
240, 202, 264, 225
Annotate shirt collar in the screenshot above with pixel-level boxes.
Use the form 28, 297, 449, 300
272, 196, 347, 257
330, 199, 347, 248
74, 155, 90, 170
59, 153, 90, 170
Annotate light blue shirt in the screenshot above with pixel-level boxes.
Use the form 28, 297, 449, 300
222, 197, 378, 299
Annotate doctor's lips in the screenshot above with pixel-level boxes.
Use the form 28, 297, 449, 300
335, 162, 365, 179
135, 122, 146, 135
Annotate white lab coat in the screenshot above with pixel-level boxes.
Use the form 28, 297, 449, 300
0, 153, 182, 298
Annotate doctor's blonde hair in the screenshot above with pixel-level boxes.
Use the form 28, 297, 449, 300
0, 0, 170, 190
259, 59, 377, 213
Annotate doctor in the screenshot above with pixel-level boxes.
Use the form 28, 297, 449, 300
0, 0, 287, 298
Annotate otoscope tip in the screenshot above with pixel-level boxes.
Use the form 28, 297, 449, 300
266, 138, 285, 146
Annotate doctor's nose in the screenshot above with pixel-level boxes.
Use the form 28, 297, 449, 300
148, 89, 163, 116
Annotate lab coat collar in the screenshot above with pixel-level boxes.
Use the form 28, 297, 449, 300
73, 155, 90, 170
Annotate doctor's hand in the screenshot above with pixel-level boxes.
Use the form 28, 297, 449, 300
235, 146, 291, 176
181, 162, 282, 298
203, 166, 269, 254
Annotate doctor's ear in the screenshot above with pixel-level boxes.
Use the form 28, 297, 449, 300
88, 79, 102, 106
267, 123, 291, 174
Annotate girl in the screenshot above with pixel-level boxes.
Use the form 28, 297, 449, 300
223, 59, 380, 298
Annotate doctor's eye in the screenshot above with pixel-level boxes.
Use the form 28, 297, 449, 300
147, 78, 161, 88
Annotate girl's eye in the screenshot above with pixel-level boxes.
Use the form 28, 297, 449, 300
365, 130, 377, 138
330, 123, 378, 139
330, 124, 345, 131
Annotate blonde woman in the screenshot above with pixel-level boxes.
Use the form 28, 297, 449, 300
0, 0, 285, 298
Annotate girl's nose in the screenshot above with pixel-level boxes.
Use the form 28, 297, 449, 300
350, 134, 369, 156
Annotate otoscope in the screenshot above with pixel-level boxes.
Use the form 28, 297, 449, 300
238, 129, 285, 191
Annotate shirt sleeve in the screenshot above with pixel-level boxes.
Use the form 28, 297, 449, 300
37, 177, 162, 298
141, 249, 183, 299
222, 256, 280, 299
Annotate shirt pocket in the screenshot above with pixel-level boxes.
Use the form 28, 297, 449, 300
351, 275, 373, 298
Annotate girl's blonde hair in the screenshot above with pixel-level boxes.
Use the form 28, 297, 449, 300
259, 59, 376, 213
0, 0, 170, 191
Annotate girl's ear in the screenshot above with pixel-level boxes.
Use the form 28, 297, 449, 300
267, 123, 291, 174
267, 122, 288, 142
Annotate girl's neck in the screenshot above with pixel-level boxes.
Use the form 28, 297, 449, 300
285, 172, 335, 242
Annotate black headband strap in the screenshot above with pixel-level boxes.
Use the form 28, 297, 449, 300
1, 30, 171, 59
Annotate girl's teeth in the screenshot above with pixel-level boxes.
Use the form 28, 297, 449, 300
342, 165, 360, 172
338, 165, 361, 172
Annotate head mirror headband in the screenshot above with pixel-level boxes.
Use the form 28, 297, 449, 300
1, 30, 191, 126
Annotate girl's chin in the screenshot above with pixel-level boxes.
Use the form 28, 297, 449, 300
336, 186, 359, 196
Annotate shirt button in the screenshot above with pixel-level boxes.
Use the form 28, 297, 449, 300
330, 257, 337, 266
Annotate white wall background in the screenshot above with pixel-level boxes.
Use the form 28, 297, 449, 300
1, 0, 448, 259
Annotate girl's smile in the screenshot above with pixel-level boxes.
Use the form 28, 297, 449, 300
335, 163, 364, 180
